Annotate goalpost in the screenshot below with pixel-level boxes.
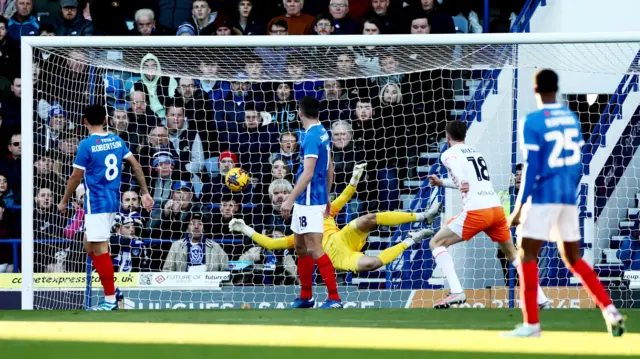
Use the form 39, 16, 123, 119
18, 32, 640, 310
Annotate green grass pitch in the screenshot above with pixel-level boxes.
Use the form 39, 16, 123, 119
0, 309, 637, 359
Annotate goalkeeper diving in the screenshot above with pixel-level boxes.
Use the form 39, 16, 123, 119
229, 164, 437, 272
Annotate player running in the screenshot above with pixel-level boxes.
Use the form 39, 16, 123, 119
230, 164, 436, 275
58, 105, 154, 311
504, 70, 625, 337
409, 120, 550, 309
279, 96, 342, 308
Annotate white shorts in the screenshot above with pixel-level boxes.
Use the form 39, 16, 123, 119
518, 203, 580, 242
291, 204, 325, 234
85, 213, 117, 242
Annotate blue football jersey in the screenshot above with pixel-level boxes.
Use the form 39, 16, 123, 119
518, 104, 584, 205
73, 133, 131, 214
295, 123, 330, 206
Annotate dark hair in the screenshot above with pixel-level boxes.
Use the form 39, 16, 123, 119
221, 192, 238, 204
315, 12, 334, 26
445, 120, 467, 142
362, 15, 382, 33
8, 133, 20, 144
334, 48, 354, 60
271, 19, 288, 32
535, 69, 559, 94
285, 54, 302, 67
281, 131, 298, 140
244, 102, 257, 112
38, 23, 56, 35
164, 97, 185, 110
83, 104, 107, 126
299, 96, 319, 118
0, 17, 8, 29
515, 163, 524, 172
244, 53, 263, 67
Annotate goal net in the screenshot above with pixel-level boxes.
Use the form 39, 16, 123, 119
17, 34, 640, 310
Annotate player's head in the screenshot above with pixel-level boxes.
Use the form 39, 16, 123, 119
269, 179, 293, 210
534, 69, 559, 97
445, 120, 467, 145
298, 96, 319, 122
83, 104, 107, 128
220, 193, 238, 220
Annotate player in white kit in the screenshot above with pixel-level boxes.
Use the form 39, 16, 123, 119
409, 120, 549, 309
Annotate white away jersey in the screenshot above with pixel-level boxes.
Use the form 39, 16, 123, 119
440, 144, 501, 211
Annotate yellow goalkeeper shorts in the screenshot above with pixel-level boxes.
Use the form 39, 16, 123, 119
324, 220, 368, 272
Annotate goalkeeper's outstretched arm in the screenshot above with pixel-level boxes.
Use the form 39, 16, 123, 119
229, 219, 295, 250
330, 163, 367, 217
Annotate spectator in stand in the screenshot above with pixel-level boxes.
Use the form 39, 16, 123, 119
268, 0, 314, 35
256, 24, 296, 78
227, 102, 279, 175
35, 104, 70, 153
37, 22, 55, 35
1, 1, 15, 18
265, 81, 299, 132
0, 76, 21, 147
157, 0, 192, 32
109, 106, 139, 155
235, 0, 265, 36
136, 54, 178, 119
121, 190, 141, 215
0, 198, 18, 273
0, 17, 19, 86
7, 0, 39, 45
63, 185, 85, 241
147, 153, 178, 206
132, 8, 171, 36
34, 152, 66, 192
197, 59, 230, 105
177, 77, 217, 157
369, 0, 400, 34
200, 17, 242, 36
0, 174, 16, 208
215, 72, 253, 126
411, 0, 454, 34
285, 55, 323, 100
331, 120, 364, 192
268, 131, 300, 176
176, 0, 218, 36
0, 133, 21, 205
210, 193, 244, 258
253, 178, 293, 234
110, 211, 157, 272
328, 0, 358, 34
313, 12, 334, 35
409, 13, 430, 34
34, 0, 72, 25
270, 158, 293, 182
138, 126, 180, 176
164, 97, 205, 176
244, 54, 266, 81
497, 162, 523, 283
129, 87, 160, 136
33, 186, 68, 272
319, 79, 351, 127
55, 134, 79, 180
51, 0, 93, 36
353, 16, 383, 75
163, 212, 228, 272
149, 180, 210, 240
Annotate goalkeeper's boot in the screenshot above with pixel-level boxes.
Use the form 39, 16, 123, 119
538, 299, 552, 310
423, 202, 442, 225
433, 292, 467, 309
115, 287, 125, 309
501, 324, 541, 338
290, 297, 315, 309
603, 310, 625, 337
87, 300, 118, 311
319, 300, 343, 309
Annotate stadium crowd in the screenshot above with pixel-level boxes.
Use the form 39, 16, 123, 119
0, 0, 527, 281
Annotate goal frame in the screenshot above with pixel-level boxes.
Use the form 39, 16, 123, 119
20, 31, 640, 310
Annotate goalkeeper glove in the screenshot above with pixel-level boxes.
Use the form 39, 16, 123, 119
229, 218, 255, 237
350, 163, 367, 186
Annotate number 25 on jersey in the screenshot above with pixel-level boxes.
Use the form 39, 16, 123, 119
544, 128, 581, 168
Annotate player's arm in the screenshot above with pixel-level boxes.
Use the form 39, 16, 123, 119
58, 167, 84, 213
124, 154, 154, 210
429, 156, 469, 192
229, 219, 295, 250
326, 153, 334, 201
330, 163, 366, 216
280, 156, 318, 219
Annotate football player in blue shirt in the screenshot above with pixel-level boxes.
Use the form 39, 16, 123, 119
505, 69, 624, 337
280, 96, 342, 308
58, 105, 154, 311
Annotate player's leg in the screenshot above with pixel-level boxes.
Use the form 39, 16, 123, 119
290, 205, 315, 308
305, 231, 341, 305
84, 213, 118, 310
556, 207, 624, 336
429, 220, 466, 308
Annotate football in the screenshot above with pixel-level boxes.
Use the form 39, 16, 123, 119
225, 167, 250, 192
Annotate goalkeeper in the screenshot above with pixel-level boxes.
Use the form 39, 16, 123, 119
229, 164, 437, 272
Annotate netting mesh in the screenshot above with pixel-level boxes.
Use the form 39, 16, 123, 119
24, 41, 640, 309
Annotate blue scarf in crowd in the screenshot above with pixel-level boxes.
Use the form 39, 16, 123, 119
185, 235, 207, 267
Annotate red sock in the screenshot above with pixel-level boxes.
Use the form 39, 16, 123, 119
92, 253, 115, 297
297, 255, 314, 300
519, 261, 539, 325
568, 259, 612, 310
88, 252, 96, 262
316, 254, 341, 302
